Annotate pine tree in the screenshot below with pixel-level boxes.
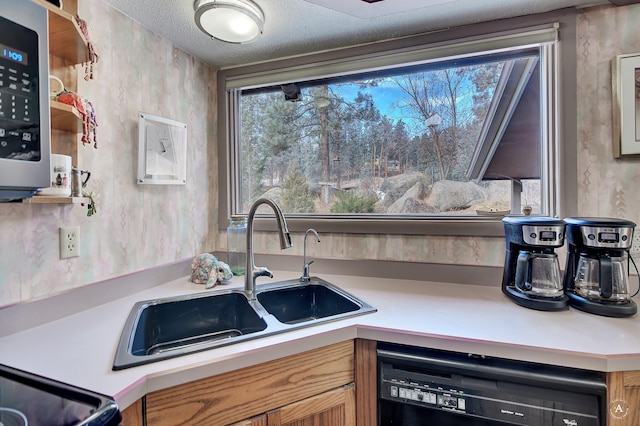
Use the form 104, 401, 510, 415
281, 165, 316, 213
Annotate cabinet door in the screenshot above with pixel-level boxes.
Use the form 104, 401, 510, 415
267, 384, 355, 426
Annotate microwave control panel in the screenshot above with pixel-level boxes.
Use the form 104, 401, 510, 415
0, 15, 41, 162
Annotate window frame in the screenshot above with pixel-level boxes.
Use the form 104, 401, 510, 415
217, 9, 578, 236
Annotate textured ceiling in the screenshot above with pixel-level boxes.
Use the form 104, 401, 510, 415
101, 0, 608, 69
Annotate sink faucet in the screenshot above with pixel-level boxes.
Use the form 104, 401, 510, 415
300, 229, 320, 282
245, 198, 292, 299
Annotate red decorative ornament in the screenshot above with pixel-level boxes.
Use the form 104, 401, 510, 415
56, 91, 98, 148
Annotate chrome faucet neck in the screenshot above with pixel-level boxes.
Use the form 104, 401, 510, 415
244, 198, 292, 299
301, 228, 320, 282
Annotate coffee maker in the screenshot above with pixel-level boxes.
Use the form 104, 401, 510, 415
564, 217, 637, 317
502, 216, 568, 311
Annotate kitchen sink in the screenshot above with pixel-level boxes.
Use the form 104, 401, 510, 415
113, 278, 375, 370
257, 282, 360, 324
130, 292, 267, 356
113, 291, 268, 369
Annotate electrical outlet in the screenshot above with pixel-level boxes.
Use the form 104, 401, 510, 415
631, 233, 640, 257
59, 226, 80, 259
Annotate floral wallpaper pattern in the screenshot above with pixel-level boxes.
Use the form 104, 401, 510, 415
1, 2, 638, 308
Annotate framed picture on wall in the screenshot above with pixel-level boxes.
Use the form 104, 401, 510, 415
613, 53, 640, 157
137, 112, 187, 185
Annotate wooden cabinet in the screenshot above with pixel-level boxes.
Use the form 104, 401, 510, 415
120, 399, 144, 426
145, 340, 355, 426
116, 339, 378, 426
607, 370, 640, 425
354, 339, 376, 426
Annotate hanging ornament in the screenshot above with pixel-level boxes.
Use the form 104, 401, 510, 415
74, 15, 99, 81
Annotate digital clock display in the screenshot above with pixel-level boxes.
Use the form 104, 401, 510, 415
599, 232, 619, 243
539, 230, 556, 241
0, 43, 28, 65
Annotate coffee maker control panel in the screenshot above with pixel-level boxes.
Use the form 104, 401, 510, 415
522, 225, 564, 246
580, 226, 633, 249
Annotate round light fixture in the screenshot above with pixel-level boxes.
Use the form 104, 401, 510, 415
194, 0, 265, 44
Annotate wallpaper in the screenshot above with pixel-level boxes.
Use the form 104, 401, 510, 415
0, 1, 217, 307
576, 5, 640, 222
0, 2, 638, 308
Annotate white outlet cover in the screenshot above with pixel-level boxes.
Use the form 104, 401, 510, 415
630, 233, 640, 256
59, 226, 80, 259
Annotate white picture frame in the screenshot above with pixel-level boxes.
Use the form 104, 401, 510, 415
613, 53, 640, 157
137, 112, 187, 185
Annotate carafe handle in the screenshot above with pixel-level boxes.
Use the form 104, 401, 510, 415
515, 252, 533, 291
599, 255, 612, 299
81, 170, 91, 187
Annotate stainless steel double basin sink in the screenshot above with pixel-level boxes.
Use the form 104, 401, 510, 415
112, 277, 376, 370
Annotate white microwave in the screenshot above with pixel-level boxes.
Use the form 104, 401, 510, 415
0, 0, 51, 201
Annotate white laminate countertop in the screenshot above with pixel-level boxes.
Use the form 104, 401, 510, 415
1, 270, 640, 410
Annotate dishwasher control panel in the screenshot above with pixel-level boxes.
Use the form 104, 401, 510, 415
385, 380, 466, 412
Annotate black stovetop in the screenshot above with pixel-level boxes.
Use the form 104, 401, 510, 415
0, 365, 121, 426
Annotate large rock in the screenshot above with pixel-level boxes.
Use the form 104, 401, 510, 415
426, 180, 486, 212
387, 182, 438, 214
381, 172, 428, 207
388, 197, 439, 214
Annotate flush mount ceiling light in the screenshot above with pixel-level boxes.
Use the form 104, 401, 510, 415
194, 0, 265, 44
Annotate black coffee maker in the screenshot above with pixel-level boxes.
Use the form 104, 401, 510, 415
502, 216, 568, 311
564, 217, 637, 317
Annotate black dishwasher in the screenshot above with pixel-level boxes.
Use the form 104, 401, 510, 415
378, 342, 606, 426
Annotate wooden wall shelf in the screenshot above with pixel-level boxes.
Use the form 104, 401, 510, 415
32, 0, 89, 65
23, 196, 90, 204
51, 100, 82, 133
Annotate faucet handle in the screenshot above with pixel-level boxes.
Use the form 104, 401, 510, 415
254, 266, 273, 280
301, 260, 314, 282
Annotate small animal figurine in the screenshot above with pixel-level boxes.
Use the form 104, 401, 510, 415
190, 253, 233, 289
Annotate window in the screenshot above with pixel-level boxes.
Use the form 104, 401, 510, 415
218, 13, 578, 236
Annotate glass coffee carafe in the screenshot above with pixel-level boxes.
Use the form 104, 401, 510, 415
515, 251, 564, 298
574, 253, 629, 302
